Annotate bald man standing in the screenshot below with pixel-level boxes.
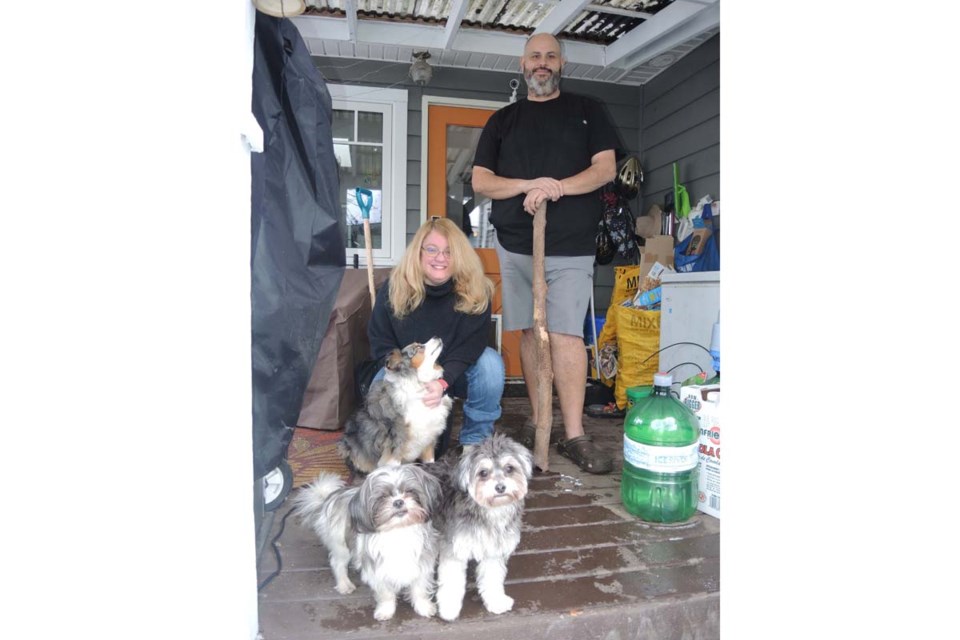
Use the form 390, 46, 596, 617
472, 32, 619, 474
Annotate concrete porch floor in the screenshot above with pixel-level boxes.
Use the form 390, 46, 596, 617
256, 392, 720, 639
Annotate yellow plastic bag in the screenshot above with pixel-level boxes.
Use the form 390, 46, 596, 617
613, 306, 660, 409
596, 265, 641, 386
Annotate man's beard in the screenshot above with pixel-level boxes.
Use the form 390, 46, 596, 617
524, 66, 561, 97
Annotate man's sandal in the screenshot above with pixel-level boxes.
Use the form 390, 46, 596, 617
556, 435, 613, 475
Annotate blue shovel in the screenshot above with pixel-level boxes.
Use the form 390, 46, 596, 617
355, 187, 376, 306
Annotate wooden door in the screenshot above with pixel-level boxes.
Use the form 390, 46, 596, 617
426, 104, 522, 378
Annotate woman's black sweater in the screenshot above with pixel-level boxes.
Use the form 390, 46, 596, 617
368, 277, 491, 388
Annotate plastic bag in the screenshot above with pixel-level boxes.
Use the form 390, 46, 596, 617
595, 212, 616, 265
674, 229, 720, 272
673, 162, 691, 219
613, 306, 661, 409
677, 195, 713, 242
596, 186, 639, 263
595, 264, 642, 386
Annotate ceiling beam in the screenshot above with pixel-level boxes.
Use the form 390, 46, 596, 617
292, 15, 445, 47
454, 28, 606, 67
604, 0, 719, 69
345, 0, 358, 43
442, 0, 469, 50
586, 4, 653, 20
291, 14, 349, 40
535, 0, 593, 35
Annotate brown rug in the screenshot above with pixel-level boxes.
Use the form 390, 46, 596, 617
287, 427, 350, 487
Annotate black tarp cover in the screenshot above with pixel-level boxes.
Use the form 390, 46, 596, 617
250, 12, 345, 479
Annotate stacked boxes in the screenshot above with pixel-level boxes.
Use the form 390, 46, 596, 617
680, 384, 720, 518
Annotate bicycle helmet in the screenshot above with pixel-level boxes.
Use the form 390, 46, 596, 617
615, 156, 643, 200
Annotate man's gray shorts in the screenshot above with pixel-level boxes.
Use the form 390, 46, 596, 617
494, 236, 593, 337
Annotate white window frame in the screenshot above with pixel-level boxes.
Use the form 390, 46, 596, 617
327, 84, 407, 266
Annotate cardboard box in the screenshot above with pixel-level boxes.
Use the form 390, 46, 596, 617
640, 235, 674, 278
635, 204, 662, 239
680, 384, 720, 518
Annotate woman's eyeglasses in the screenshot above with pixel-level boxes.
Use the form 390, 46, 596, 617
421, 245, 451, 258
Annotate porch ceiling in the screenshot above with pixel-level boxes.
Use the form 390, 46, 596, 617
288, 0, 719, 86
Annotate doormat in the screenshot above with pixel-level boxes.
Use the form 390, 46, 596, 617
287, 427, 350, 487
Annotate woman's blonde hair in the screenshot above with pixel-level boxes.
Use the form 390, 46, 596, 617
388, 217, 495, 318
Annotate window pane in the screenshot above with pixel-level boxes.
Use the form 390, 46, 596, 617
340, 145, 384, 251
332, 109, 354, 142
446, 125, 494, 248
357, 111, 383, 143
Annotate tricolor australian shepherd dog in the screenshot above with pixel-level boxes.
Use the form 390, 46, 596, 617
338, 337, 453, 474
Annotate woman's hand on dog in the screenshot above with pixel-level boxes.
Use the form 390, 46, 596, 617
422, 380, 446, 408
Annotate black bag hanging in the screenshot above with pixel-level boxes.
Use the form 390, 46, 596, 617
595, 196, 616, 265
596, 185, 639, 264
609, 201, 639, 262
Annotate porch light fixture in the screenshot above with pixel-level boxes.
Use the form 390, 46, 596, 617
509, 78, 519, 103
410, 51, 433, 86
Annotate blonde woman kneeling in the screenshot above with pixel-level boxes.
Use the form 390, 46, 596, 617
368, 218, 503, 456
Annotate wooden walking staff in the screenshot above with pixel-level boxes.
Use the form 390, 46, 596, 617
355, 188, 376, 306
532, 199, 553, 472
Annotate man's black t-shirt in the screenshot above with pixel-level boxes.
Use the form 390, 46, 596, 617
473, 92, 620, 256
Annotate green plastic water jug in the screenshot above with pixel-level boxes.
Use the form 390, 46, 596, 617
621, 373, 700, 523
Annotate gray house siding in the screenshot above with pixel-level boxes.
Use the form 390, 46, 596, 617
640, 33, 720, 234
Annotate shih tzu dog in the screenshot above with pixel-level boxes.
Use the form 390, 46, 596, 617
291, 464, 443, 621
338, 337, 453, 474
428, 434, 534, 621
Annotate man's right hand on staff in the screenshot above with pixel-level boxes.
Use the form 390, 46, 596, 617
525, 176, 563, 201
523, 188, 549, 215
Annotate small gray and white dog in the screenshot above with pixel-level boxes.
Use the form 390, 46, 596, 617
338, 337, 453, 474
291, 464, 443, 621
429, 434, 534, 621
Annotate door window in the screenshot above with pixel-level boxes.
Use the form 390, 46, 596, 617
445, 124, 495, 248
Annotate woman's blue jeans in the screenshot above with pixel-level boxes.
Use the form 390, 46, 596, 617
372, 346, 504, 448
